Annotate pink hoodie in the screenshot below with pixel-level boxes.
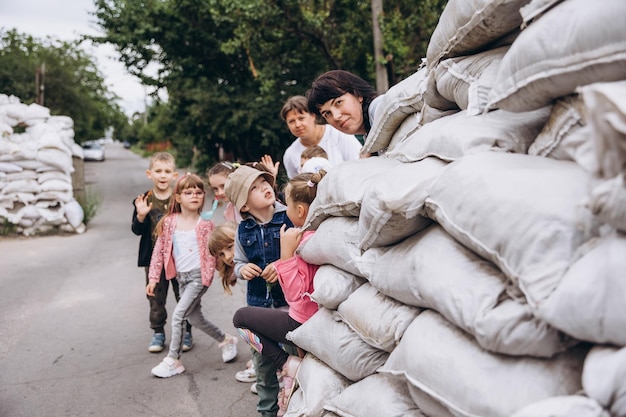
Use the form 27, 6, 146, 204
274, 231, 319, 324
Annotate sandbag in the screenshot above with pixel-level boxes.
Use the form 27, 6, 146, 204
363, 67, 428, 154
426, 0, 530, 69
423, 152, 599, 309
303, 158, 402, 231
311, 265, 366, 310
284, 353, 351, 417
286, 307, 389, 382
379, 311, 589, 417
487, 0, 626, 112
323, 373, 424, 417
386, 107, 550, 163
528, 95, 597, 172
359, 225, 572, 358
511, 396, 609, 417
300, 217, 363, 277
337, 283, 422, 352
358, 157, 444, 250
583, 346, 626, 417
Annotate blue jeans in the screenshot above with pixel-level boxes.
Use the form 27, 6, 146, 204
167, 269, 224, 359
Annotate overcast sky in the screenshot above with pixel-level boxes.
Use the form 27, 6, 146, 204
0, 0, 148, 117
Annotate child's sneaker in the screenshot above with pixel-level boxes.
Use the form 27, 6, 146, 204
151, 357, 185, 378
182, 331, 193, 352
148, 333, 165, 353
250, 382, 258, 394
235, 360, 256, 382
219, 334, 239, 363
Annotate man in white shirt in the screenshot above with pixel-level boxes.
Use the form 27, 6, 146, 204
280, 95, 362, 179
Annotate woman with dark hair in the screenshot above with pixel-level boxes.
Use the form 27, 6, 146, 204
306, 70, 382, 145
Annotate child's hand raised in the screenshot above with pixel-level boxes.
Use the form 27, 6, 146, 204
135, 193, 153, 219
240, 262, 263, 281
279, 224, 302, 260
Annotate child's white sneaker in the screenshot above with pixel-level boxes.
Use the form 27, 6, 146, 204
219, 334, 239, 363
151, 357, 185, 378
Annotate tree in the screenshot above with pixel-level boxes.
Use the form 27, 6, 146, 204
0, 29, 128, 142
92, 0, 445, 174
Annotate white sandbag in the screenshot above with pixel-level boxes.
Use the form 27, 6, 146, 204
303, 158, 402, 230
37, 170, 70, 184
300, 217, 363, 277
520, 0, 564, 25
0, 122, 13, 137
37, 132, 72, 155
37, 148, 73, 174
579, 81, 626, 179
359, 225, 571, 357
63, 199, 84, 229
286, 307, 389, 382
418, 104, 459, 126
5, 170, 37, 181
386, 107, 550, 163
24, 103, 50, 121
586, 175, 626, 232
426, 0, 530, 69
423, 152, 599, 309
47, 115, 74, 130
12, 159, 45, 170
379, 311, 589, 417
406, 384, 456, 417
1, 178, 42, 195
37, 205, 66, 223
426, 46, 508, 115
358, 157, 444, 250
487, 0, 626, 112
528, 95, 597, 172
337, 283, 422, 352
284, 353, 351, 417
40, 178, 72, 193
311, 265, 367, 310
37, 190, 73, 203
583, 346, 626, 417
3, 102, 28, 122
323, 373, 424, 417
363, 67, 428, 154
0, 162, 23, 173
511, 396, 609, 417
384, 112, 421, 155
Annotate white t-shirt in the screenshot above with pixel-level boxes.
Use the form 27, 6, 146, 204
282, 125, 362, 179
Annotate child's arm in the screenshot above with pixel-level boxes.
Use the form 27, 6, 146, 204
131, 193, 152, 235
233, 233, 263, 281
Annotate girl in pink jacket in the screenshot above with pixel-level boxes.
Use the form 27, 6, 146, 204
146, 173, 238, 378
232, 169, 327, 416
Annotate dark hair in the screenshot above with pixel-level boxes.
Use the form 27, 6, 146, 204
306, 70, 379, 133
280, 95, 310, 121
206, 161, 236, 179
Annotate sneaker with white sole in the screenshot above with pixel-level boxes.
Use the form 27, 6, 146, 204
235, 363, 256, 382
250, 382, 258, 394
182, 331, 193, 352
219, 334, 238, 363
148, 333, 165, 353
151, 357, 185, 378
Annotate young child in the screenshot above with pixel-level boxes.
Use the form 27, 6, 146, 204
224, 165, 294, 417
132, 152, 194, 353
146, 173, 238, 378
207, 163, 259, 387
300, 146, 332, 175
300, 145, 328, 169
207, 162, 243, 224
232, 170, 325, 416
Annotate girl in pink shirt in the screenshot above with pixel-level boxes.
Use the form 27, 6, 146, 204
232, 169, 327, 416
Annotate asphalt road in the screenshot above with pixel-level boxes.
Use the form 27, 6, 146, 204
0, 142, 258, 417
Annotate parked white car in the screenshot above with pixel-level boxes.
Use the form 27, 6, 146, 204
82, 142, 105, 162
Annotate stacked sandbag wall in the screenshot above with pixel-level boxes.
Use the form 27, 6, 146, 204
283, 0, 626, 416
0, 94, 86, 236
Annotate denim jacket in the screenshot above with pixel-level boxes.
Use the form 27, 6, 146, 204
234, 202, 293, 307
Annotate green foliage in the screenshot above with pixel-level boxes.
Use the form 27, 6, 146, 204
76, 186, 101, 226
0, 29, 129, 143
0, 218, 17, 236
91, 0, 446, 175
